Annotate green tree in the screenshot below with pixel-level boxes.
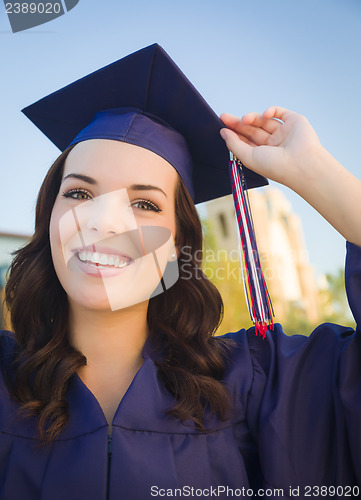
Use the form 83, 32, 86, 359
319, 269, 355, 329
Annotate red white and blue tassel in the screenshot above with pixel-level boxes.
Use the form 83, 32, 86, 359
228, 152, 274, 338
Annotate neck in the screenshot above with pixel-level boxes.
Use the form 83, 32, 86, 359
68, 301, 149, 375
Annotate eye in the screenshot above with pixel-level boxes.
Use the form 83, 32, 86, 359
62, 188, 92, 201
132, 199, 162, 212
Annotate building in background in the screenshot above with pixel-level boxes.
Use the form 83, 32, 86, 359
206, 188, 321, 325
0, 232, 30, 328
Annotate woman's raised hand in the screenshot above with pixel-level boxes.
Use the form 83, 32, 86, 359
220, 106, 361, 247
220, 106, 321, 191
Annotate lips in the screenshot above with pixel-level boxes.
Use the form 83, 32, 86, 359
69, 244, 136, 276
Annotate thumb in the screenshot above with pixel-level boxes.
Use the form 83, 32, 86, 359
220, 128, 253, 167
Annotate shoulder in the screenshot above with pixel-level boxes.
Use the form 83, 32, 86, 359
217, 322, 356, 400
221, 319, 356, 350
220, 322, 356, 371
0, 330, 17, 370
0, 329, 16, 346
0, 331, 23, 427
0, 330, 18, 392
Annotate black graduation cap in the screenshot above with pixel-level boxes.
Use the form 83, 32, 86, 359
21, 43, 268, 204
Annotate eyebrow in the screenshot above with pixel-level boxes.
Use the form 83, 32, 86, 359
130, 184, 167, 198
62, 173, 96, 184
62, 174, 167, 197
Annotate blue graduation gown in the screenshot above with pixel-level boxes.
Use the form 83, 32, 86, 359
0, 241, 360, 499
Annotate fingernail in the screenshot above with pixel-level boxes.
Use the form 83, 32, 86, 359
220, 129, 226, 140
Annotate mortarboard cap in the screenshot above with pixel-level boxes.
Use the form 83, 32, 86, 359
21, 43, 268, 204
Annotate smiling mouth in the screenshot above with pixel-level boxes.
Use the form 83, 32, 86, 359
77, 250, 133, 269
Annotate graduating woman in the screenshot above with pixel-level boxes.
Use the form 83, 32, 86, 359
1, 44, 361, 499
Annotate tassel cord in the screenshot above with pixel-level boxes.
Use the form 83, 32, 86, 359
231, 160, 267, 322
228, 155, 274, 337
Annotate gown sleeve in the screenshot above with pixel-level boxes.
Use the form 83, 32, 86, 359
242, 241, 361, 491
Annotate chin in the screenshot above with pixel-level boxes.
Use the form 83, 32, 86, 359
67, 288, 114, 312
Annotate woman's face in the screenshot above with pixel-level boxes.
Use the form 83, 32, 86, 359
49, 139, 179, 312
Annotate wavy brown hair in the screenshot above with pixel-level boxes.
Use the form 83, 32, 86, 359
4, 145, 232, 444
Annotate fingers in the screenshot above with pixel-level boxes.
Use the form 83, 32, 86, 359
220, 113, 279, 147
220, 107, 298, 155
263, 106, 293, 122
238, 112, 278, 132
238, 125, 272, 146
221, 111, 281, 137
219, 122, 263, 148
219, 128, 254, 166
220, 113, 243, 130
232, 134, 258, 147
221, 107, 296, 129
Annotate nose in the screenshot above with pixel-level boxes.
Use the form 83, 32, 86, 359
78, 190, 138, 236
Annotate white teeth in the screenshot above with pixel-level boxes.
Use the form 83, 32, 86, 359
77, 251, 131, 268
99, 254, 108, 265
91, 252, 100, 264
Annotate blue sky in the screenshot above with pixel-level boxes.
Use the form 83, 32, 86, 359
1, 0, 360, 276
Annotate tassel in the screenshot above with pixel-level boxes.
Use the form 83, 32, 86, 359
228, 152, 274, 338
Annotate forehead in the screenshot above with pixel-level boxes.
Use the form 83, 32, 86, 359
63, 139, 179, 190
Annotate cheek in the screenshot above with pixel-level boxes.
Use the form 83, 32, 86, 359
49, 203, 74, 277
49, 205, 59, 254
49, 205, 65, 279
169, 206, 178, 247
50, 202, 84, 271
